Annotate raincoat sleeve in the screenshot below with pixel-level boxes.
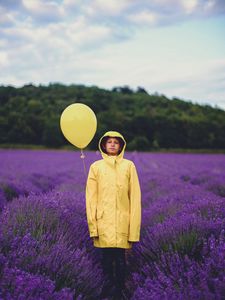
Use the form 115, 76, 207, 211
128, 162, 141, 242
86, 163, 98, 237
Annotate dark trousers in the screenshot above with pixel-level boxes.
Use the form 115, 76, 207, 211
101, 248, 126, 297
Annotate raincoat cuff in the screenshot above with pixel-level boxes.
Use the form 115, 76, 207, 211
128, 237, 139, 242
90, 232, 98, 238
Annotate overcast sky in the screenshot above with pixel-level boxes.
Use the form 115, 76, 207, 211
0, 0, 225, 109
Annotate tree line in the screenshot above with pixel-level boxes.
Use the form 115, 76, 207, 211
0, 83, 225, 151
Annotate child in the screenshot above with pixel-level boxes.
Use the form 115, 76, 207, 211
86, 131, 141, 299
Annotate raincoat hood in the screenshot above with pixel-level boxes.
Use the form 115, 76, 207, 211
99, 131, 126, 162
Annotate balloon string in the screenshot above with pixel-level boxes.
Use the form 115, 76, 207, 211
80, 149, 87, 176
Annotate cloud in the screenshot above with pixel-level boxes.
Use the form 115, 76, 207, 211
0, 0, 23, 9
127, 11, 158, 26
203, 0, 225, 15
1, 0, 224, 29
84, 0, 130, 17
0, 0, 224, 109
0, 51, 9, 67
0, 5, 18, 28
22, 0, 63, 23
182, 0, 198, 14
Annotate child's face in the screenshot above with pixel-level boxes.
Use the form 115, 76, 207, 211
105, 137, 121, 156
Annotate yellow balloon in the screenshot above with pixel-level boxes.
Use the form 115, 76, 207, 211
60, 103, 97, 148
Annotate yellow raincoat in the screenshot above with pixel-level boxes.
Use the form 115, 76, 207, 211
86, 131, 141, 249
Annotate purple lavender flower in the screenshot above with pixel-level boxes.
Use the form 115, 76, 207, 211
0, 149, 225, 299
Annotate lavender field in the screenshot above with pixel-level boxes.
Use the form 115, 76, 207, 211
0, 149, 225, 300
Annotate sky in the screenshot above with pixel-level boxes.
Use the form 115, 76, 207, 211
0, 0, 225, 110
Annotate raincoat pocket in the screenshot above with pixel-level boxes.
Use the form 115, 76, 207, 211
97, 208, 104, 220
97, 209, 104, 235
117, 212, 129, 235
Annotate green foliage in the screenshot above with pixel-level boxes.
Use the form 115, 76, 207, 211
0, 83, 225, 150
208, 184, 225, 198
0, 184, 19, 201
128, 136, 151, 151
161, 230, 201, 258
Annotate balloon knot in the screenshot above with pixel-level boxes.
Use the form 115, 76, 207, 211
80, 154, 85, 159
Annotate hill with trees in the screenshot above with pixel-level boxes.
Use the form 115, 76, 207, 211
0, 83, 224, 151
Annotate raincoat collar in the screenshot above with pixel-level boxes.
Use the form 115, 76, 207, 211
98, 131, 126, 165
